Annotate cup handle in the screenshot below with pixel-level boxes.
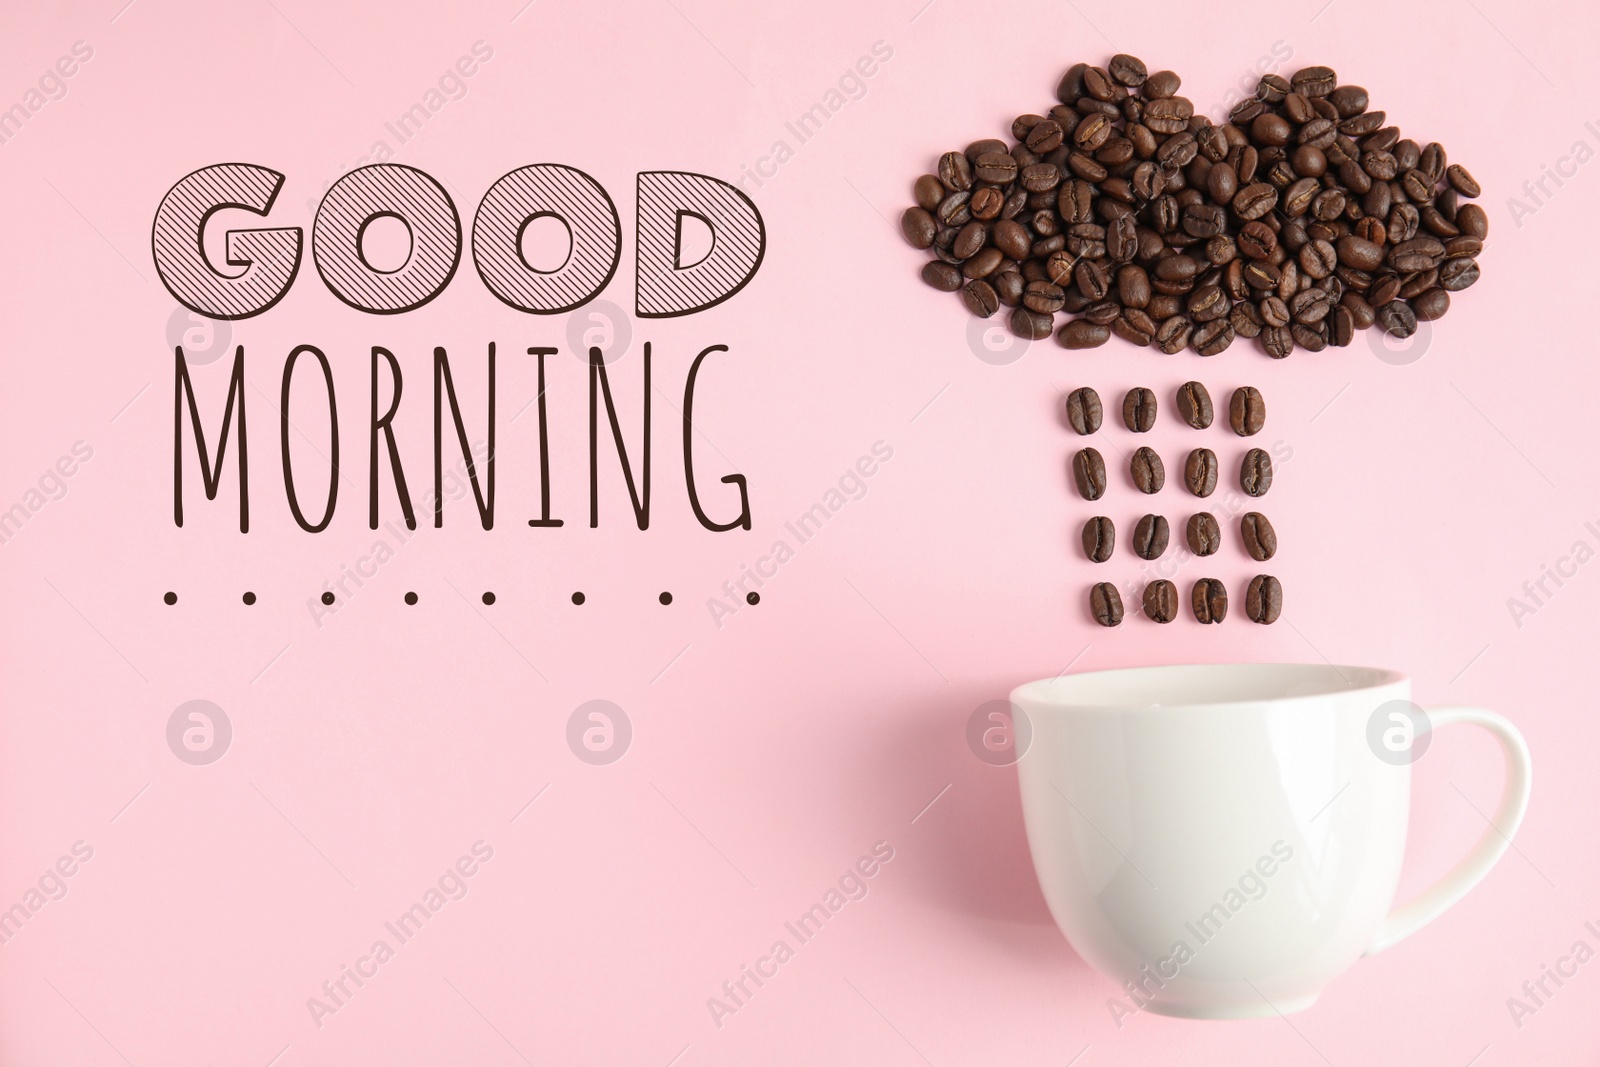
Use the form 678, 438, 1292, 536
1365, 706, 1533, 955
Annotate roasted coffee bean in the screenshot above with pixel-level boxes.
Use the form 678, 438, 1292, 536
1143, 579, 1179, 623
1440, 257, 1480, 291
1132, 514, 1170, 559
1261, 325, 1294, 358
1231, 300, 1264, 338
963, 247, 1003, 279
1156, 315, 1193, 354
1024, 280, 1067, 314
1412, 287, 1450, 321
1376, 299, 1417, 338
901, 208, 937, 249
1108, 53, 1148, 87
1117, 264, 1152, 308
1026, 119, 1065, 154
962, 279, 999, 317
1229, 386, 1265, 435
1188, 284, 1229, 323
1065, 386, 1103, 434
1446, 163, 1480, 198
1192, 578, 1228, 623
1010, 306, 1055, 339
1176, 381, 1213, 428
937, 190, 972, 227
1187, 511, 1222, 556
1144, 96, 1193, 134
1073, 447, 1107, 500
1090, 582, 1124, 627
974, 151, 1018, 185
1082, 516, 1115, 562
938, 151, 973, 191
1456, 203, 1488, 239
953, 221, 987, 259
1192, 319, 1234, 356
1240, 447, 1273, 496
1058, 319, 1111, 349
1184, 447, 1219, 497
1290, 286, 1334, 324
1123, 387, 1157, 432
913, 174, 945, 211
1145, 69, 1180, 98
1076, 258, 1110, 300
1113, 308, 1156, 346
921, 261, 963, 291
993, 270, 1025, 306
1330, 304, 1356, 346
1245, 574, 1283, 624
1131, 446, 1165, 493
1241, 511, 1277, 560
1389, 236, 1445, 272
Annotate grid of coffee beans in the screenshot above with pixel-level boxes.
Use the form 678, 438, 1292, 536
1069, 382, 1281, 625
902, 56, 1485, 357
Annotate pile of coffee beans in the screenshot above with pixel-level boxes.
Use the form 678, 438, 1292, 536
1069, 382, 1281, 625
902, 57, 1485, 357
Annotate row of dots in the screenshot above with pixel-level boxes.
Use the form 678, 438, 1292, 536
162, 590, 763, 607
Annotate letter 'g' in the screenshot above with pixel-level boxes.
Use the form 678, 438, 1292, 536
151, 163, 303, 320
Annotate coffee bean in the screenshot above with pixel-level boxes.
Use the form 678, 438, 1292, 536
1376, 299, 1417, 338
974, 152, 1018, 185
1066, 386, 1103, 433
1456, 203, 1488, 239
1156, 315, 1193, 353
1192, 319, 1235, 356
1446, 163, 1480, 198
1143, 579, 1178, 623
1132, 513, 1170, 559
1010, 306, 1055, 339
962, 279, 999, 317
1241, 511, 1277, 560
1185, 512, 1220, 557
1074, 447, 1107, 500
1113, 308, 1156, 346
1192, 578, 1228, 623
1440, 257, 1480, 292
1109, 54, 1148, 88
1184, 447, 1219, 497
1058, 319, 1110, 349
921, 261, 963, 291
938, 151, 973, 191
1176, 381, 1213, 428
1131, 446, 1165, 493
1261, 325, 1294, 358
993, 270, 1025, 306
901, 208, 936, 249
1082, 516, 1115, 562
1240, 447, 1273, 496
1412, 287, 1450, 321
1123, 387, 1157, 432
953, 221, 987, 259
1229, 386, 1265, 435
1245, 574, 1283, 624
1144, 69, 1180, 98
1090, 582, 1124, 626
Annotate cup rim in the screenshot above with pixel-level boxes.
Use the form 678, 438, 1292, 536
1009, 662, 1408, 712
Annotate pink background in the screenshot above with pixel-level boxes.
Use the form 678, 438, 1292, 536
1, 0, 1595, 1062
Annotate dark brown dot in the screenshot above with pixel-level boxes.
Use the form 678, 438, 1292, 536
571, 591, 585, 605
658, 592, 673, 605
321, 591, 335, 606
163, 591, 177, 605
481, 592, 496, 605
242, 592, 256, 605
404, 592, 418, 605
746, 591, 760, 605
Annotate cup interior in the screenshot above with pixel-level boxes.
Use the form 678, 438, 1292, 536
1013, 663, 1404, 710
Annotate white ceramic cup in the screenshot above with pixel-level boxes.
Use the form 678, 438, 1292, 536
1011, 663, 1531, 1019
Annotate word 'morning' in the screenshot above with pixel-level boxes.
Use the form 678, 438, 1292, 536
153, 163, 765, 321
176, 342, 751, 534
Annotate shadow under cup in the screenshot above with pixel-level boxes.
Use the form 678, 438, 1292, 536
1011, 663, 1412, 1019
